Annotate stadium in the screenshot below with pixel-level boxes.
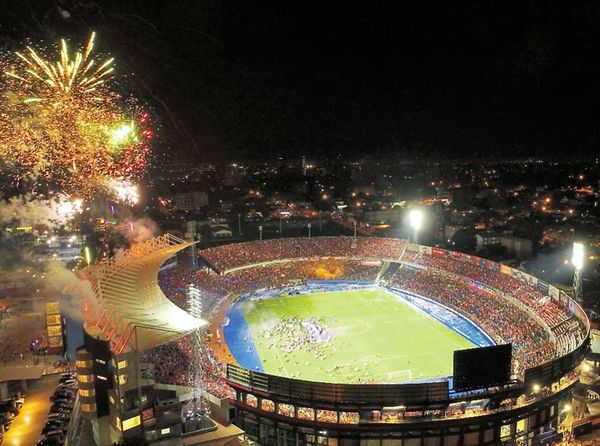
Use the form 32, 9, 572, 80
77, 236, 589, 446
163, 236, 589, 445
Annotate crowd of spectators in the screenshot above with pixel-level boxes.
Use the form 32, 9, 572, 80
220, 258, 380, 295
388, 266, 553, 375
403, 251, 572, 329
152, 237, 587, 409
199, 237, 406, 272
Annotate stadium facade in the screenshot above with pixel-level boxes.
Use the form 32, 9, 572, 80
77, 236, 589, 446
75, 235, 207, 445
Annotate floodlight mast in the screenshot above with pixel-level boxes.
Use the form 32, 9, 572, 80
185, 283, 207, 426
572, 242, 584, 304
409, 209, 423, 244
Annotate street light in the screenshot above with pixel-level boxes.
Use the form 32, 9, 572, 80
572, 242, 584, 304
409, 209, 423, 244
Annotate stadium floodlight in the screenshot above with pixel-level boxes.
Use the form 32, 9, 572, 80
409, 209, 423, 244
572, 242, 585, 304
186, 284, 202, 318
572, 242, 585, 271
185, 283, 207, 426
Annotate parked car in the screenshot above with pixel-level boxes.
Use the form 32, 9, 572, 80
59, 373, 76, 383
0, 410, 13, 422
41, 430, 65, 444
46, 413, 70, 422
36, 436, 63, 446
50, 403, 72, 413
3, 396, 24, 411
0, 401, 19, 417
42, 421, 67, 436
48, 406, 72, 415
50, 391, 75, 402
0, 414, 11, 431
56, 382, 77, 390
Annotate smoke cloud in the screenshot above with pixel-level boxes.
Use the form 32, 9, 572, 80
44, 260, 94, 323
0, 193, 82, 228
118, 217, 159, 244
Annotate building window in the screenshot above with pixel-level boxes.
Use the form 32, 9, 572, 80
81, 403, 95, 413
119, 374, 128, 385
76, 360, 91, 368
96, 375, 108, 381
160, 428, 170, 435
95, 358, 106, 365
79, 388, 95, 397
109, 395, 116, 406
122, 415, 141, 431
115, 416, 122, 431
78, 374, 94, 383
118, 359, 128, 369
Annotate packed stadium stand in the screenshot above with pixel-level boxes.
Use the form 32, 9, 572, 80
149, 236, 589, 446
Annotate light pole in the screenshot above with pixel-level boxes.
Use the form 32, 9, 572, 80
308, 222, 312, 239
279, 214, 283, 236
409, 209, 423, 244
259, 225, 263, 241
572, 242, 584, 304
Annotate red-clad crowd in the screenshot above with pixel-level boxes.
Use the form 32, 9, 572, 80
151, 237, 586, 402
387, 267, 554, 375
199, 237, 407, 272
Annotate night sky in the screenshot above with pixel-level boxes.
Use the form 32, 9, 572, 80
2, 1, 600, 161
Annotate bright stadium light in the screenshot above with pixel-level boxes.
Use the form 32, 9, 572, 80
572, 242, 585, 271
409, 209, 423, 243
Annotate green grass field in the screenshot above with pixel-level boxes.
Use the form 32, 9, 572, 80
240, 287, 475, 384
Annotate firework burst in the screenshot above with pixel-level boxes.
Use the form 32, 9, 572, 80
0, 33, 152, 201
5, 32, 114, 102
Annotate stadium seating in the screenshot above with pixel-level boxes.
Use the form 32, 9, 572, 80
154, 237, 585, 398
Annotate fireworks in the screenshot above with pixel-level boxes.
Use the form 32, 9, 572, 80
108, 178, 140, 206
5, 32, 114, 101
0, 33, 152, 200
57, 197, 83, 218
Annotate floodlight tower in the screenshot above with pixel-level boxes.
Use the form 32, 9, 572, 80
409, 209, 423, 244
185, 283, 207, 425
572, 242, 585, 305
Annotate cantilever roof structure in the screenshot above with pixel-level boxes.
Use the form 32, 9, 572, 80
82, 234, 206, 354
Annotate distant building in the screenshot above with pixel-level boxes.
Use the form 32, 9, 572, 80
476, 233, 533, 257
173, 191, 208, 211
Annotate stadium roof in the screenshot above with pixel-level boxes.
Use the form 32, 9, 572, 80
83, 234, 206, 354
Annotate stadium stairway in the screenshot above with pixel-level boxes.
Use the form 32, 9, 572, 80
376, 261, 402, 282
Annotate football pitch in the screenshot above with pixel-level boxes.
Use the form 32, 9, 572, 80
239, 287, 476, 384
